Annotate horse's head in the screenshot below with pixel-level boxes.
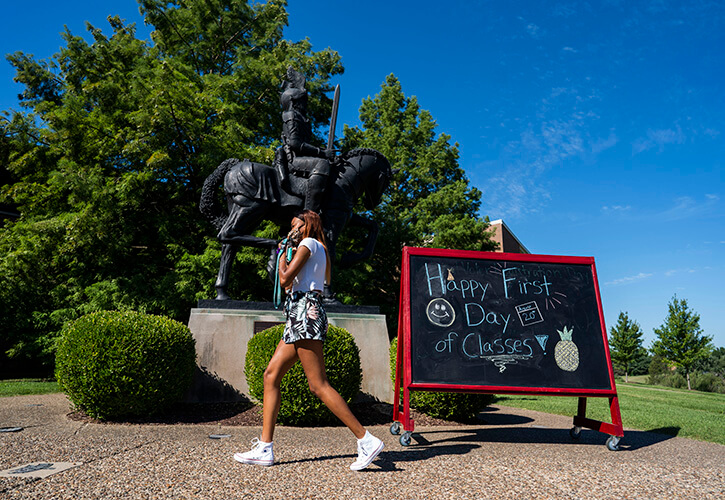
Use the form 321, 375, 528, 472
341, 148, 393, 210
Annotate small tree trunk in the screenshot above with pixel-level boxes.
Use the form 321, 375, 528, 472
686, 372, 691, 390
625, 371, 629, 383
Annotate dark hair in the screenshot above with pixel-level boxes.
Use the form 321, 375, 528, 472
294, 210, 327, 246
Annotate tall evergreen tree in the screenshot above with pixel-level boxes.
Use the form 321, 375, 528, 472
608, 311, 646, 383
339, 75, 496, 323
0, 0, 342, 374
652, 295, 713, 390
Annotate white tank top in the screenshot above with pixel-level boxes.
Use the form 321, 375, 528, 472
292, 238, 327, 292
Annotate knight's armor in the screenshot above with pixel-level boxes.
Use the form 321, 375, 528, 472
275, 68, 331, 214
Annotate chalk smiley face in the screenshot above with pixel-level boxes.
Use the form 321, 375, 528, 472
426, 298, 455, 327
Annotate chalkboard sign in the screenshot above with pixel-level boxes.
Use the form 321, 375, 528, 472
392, 247, 623, 448
398, 247, 617, 394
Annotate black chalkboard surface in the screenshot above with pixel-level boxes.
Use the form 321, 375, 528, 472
399, 247, 616, 395
392, 247, 623, 448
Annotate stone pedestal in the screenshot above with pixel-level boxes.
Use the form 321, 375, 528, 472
187, 305, 392, 403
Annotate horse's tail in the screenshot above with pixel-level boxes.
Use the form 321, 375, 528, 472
200, 158, 238, 230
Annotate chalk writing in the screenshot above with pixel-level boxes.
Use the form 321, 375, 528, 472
435, 332, 459, 353
445, 279, 489, 301
535, 334, 549, 353
425, 263, 490, 301
426, 298, 455, 327
481, 355, 532, 373
515, 301, 544, 327
464, 303, 511, 334
502, 267, 552, 299
461, 333, 535, 359
425, 263, 446, 296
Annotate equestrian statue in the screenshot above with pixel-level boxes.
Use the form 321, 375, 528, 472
200, 68, 393, 301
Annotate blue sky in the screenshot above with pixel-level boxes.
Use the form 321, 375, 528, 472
2, 1, 723, 347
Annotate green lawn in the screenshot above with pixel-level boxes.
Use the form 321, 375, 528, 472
0, 379, 60, 397
497, 382, 725, 445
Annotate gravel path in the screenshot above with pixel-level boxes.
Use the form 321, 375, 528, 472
1, 394, 723, 499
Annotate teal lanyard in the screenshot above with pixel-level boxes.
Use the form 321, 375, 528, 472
273, 243, 294, 309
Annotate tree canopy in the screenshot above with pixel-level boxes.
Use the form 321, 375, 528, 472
652, 295, 713, 390
0, 0, 342, 374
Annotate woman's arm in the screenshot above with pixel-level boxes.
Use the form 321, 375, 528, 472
278, 245, 311, 288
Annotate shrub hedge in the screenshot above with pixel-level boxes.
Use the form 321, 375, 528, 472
55, 311, 196, 420
245, 323, 362, 425
389, 337, 495, 420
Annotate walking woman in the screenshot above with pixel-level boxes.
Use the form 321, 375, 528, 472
234, 210, 384, 470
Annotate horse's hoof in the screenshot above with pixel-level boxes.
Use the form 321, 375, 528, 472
215, 289, 231, 301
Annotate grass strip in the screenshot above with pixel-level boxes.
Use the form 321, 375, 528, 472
497, 382, 725, 445
0, 379, 60, 397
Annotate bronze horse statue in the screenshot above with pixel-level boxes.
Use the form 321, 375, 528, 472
200, 148, 393, 300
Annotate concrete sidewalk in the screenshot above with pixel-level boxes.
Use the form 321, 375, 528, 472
1, 393, 723, 499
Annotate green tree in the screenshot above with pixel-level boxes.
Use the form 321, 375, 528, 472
338, 74, 496, 323
608, 311, 646, 382
711, 347, 725, 378
0, 0, 342, 375
697, 346, 725, 377
629, 351, 652, 376
652, 295, 713, 390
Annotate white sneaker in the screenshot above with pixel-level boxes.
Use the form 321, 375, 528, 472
233, 438, 274, 466
350, 431, 384, 471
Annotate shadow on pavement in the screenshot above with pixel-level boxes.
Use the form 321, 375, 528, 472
399, 425, 679, 452
277, 442, 480, 471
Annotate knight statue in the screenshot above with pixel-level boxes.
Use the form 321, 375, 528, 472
274, 67, 334, 214
200, 67, 394, 302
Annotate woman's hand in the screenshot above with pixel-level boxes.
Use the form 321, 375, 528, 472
278, 244, 311, 288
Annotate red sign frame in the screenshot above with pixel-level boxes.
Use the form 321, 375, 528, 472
392, 246, 624, 445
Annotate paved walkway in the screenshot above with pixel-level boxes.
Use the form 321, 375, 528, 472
1, 394, 723, 499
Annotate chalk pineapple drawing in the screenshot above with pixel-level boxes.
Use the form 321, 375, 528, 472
554, 326, 579, 371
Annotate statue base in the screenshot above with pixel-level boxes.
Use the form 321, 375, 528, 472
187, 301, 391, 403
197, 299, 379, 315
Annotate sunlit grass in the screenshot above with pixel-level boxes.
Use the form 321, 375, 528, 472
0, 379, 60, 397
497, 382, 725, 445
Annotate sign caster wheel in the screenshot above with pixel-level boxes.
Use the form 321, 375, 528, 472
399, 431, 412, 446
606, 435, 621, 451
570, 426, 582, 440
390, 422, 401, 435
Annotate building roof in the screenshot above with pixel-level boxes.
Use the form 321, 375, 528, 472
488, 219, 530, 254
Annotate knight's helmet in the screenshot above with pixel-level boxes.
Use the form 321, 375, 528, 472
280, 67, 308, 111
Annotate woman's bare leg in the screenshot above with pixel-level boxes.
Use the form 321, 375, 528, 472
261, 340, 299, 442
295, 339, 366, 439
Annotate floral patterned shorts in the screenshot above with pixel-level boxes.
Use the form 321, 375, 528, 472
283, 291, 328, 344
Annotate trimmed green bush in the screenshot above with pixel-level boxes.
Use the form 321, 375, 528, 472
389, 337, 495, 420
55, 311, 196, 420
245, 324, 362, 425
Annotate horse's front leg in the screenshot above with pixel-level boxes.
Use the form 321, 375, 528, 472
214, 194, 271, 300
215, 243, 237, 300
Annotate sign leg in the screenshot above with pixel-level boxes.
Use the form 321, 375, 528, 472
609, 396, 623, 437
577, 397, 587, 419
402, 386, 414, 433
572, 395, 624, 446
393, 334, 403, 423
